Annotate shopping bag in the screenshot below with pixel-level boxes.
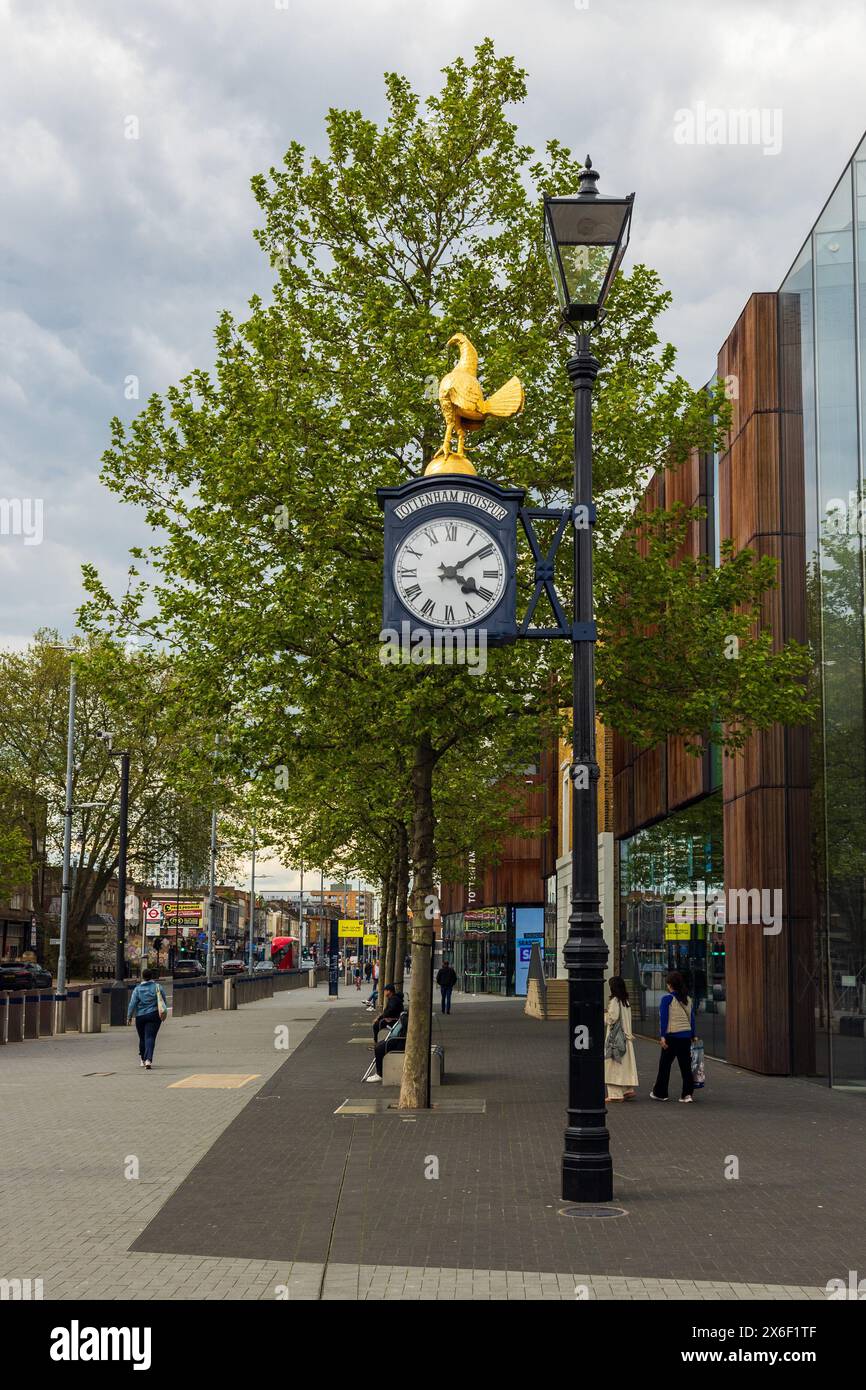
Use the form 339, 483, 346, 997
690, 1037, 705, 1088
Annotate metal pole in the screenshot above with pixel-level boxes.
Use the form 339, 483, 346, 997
248, 824, 256, 972
54, 665, 76, 1032
109, 751, 130, 1025
561, 332, 612, 1204
299, 859, 305, 960
206, 809, 217, 983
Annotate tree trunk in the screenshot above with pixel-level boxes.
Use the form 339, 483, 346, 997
377, 863, 392, 999
384, 858, 398, 987
399, 736, 437, 1109
393, 821, 409, 993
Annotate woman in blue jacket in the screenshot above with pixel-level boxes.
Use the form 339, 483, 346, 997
127, 969, 167, 1069
650, 971, 696, 1103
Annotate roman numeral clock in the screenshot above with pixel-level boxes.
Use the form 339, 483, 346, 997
378, 335, 526, 645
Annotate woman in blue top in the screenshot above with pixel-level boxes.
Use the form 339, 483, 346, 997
126, 969, 167, 1070
650, 971, 696, 1103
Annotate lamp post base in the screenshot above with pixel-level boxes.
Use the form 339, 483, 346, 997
562, 1144, 614, 1204
107, 981, 129, 1026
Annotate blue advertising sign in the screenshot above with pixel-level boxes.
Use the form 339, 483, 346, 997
514, 906, 544, 997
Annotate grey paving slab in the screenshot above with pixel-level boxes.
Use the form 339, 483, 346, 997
0, 986, 855, 1299
127, 997, 863, 1288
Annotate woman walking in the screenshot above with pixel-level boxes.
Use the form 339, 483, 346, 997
127, 969, 168, 1070
651, 971, 696, 1103
603, 976, 638, 1101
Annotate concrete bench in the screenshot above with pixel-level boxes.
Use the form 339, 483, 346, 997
382, 1044, 444, 1087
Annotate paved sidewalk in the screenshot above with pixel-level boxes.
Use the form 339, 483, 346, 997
2, 988, 862, 1299
134, 996, 863, 1295
0, 984, 348, 1300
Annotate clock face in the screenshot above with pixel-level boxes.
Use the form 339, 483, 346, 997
393, 517, 507, 627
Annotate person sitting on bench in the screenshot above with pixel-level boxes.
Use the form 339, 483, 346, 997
371, 984, 403, 1042
366, 1009, 408, 1083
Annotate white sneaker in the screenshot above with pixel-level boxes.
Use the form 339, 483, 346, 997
144, 1061, 152, 1070
365, 1074, 381, 1083
139, 1058, 146, 1068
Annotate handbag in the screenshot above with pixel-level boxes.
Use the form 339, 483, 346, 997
156, 984, 168, 1021
604, 1000, 627, 1062
690, 1037, 705, 1088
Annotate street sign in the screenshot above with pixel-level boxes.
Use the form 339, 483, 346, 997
363, 933, 378, 945
145, 905, 164, 926
49, 937, 61, 945
338, 919, 363, 939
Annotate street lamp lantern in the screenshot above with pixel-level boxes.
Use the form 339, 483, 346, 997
543, 158, 634, 324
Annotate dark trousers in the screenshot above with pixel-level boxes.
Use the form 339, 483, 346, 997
374, 1035, 406, 1077
136, 1013, 161, 1062
653, 1034, 694, 1098
440, 985, 453, 1014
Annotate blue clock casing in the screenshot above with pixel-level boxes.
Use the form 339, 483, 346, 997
377, 474, 525, 645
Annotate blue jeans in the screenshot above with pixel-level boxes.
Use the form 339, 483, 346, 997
135, 1013, 161, 1062
440, 986, 453, 1014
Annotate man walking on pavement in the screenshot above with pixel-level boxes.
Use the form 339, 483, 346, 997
436, 959, 457, 1015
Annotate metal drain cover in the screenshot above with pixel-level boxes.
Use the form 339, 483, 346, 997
559, 1205, 627, 1219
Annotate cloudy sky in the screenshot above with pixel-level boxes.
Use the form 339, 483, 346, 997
3, 0, 866, 651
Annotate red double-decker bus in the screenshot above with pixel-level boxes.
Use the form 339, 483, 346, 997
270, 936, 299, 972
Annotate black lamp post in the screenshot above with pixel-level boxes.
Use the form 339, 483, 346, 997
543, 158, 634, 1203
107, 747, 131, 1025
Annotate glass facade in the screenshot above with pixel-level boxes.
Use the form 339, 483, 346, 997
779, 136, 866, 1086
618, 794, 727, 1058
442, 903, 544, 996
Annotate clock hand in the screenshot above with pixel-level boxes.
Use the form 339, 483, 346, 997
437, 562, 463, 582
455, 544, 494, 570
460, 576, 480, 595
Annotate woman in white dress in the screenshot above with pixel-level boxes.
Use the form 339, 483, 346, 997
603, 976, 639, 1101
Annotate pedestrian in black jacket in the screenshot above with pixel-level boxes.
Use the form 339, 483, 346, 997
436, 961, 457, 1015
372, 985, 404, 1042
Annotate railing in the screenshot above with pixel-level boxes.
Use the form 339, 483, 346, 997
0, 966, 330, 1041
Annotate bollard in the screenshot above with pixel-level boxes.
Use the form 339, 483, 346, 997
80, 987, 101, 1033
0, 992, 8, 1044
224, 977, 236, 1010
39, 991, 55, 1037
66, 989, 82, 1032
308, 969, 316, 988
23, 991, 40, 1039
7, 991, 25, 1042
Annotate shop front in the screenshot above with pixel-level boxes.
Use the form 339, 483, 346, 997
442, 903, 544, 997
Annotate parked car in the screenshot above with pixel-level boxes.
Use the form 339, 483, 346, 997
172, 958, 205, 979
253, 960, 276, 975
221, 959, 246, 976
0, 961, 52, 990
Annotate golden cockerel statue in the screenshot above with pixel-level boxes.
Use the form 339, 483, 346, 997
426, 333, 524, 476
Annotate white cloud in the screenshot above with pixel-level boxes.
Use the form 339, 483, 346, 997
2, 0, 866, 647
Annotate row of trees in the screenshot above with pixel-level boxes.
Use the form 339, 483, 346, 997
73, 41, 812, 1104
0, 633, 245, 972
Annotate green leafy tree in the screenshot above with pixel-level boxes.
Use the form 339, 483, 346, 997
82, 40, 811, 1103
0, 633, 223, 973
